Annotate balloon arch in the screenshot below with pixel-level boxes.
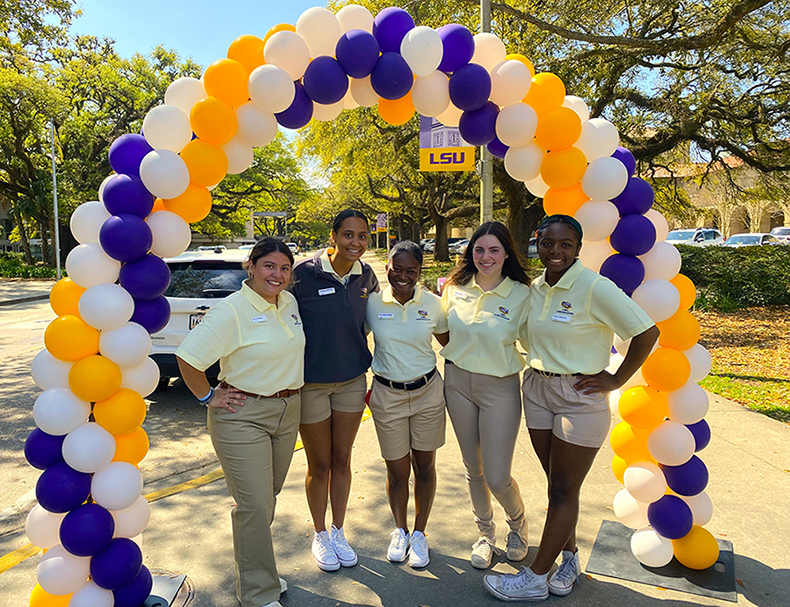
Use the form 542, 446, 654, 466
24, 4, 719, 605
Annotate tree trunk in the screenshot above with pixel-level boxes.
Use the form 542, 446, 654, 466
11, 209, 35, 265
40, 221, 52, 266
432, 215, 450, 261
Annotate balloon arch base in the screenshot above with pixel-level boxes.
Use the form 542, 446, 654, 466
142, 570, 191, 607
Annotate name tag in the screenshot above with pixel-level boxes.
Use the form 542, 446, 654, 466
454, 291, 469, 301
378, 313, 395, 320
318, 287, 336, 296
251, 315, 268, 323
552, 313, 571, 323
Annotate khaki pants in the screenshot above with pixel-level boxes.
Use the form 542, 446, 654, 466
207, 393, 301, 607
444, 363, 526, 540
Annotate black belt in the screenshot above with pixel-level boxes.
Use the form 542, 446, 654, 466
374, 368, 436, 391
533, 369, 581, 379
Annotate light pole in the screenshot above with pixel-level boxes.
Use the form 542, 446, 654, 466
479, 0, 494, 224
50, 120, 62, 280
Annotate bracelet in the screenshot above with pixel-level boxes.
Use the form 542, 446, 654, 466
197, 387, 215, 406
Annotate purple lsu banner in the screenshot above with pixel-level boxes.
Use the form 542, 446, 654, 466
419, 115, 475, 172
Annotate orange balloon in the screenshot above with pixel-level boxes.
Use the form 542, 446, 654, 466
609, 421, 652, 463
263, 23, 296, 47
540, 147, 588, 190
612, 455, 627, 484
203, 58, 249, 108
506, 53, 535, 77
180, 139, 228, 188
49, 278, 85, 319
378, 92, 415, 125
523, 72, 566, 116
163, 183, 212, 223
29, 584, 72, 607
535, 107, 582, 151
151, 198, 168, 213
68, 355, 122, 402
113, 427, 150, 465
94, 388, 147, 435
672, 525, 720, 570
44, 315, 99, 362
656, 309, 701, 351
618, 385, 668, 430
670, 273, 697, 310
543, 183, 589, 216
642, 347, 691, 392
228, 34, 265, 74
189, 97, 237, 146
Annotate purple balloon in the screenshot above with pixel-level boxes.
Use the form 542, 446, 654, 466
336, 29, 380, 78
459, 102, 499, 146
131, 295, 171, 334
303, 56, 349, 105
449, 63, 492, 112
35, 462, 92, 513
275, 81, 313, 130
487, 134, 509, 159
372, 6, 415, 53
610, 214, 656, 257
119, 254, 171, 300
99, 214, 153, 263
91, 538, 143, 590
686, 419, 711, 452
612, 146, 636, 178
599, 254, 645, 295
113, 565, 153, 607
647, 495, 694, 540
370, 52, 413, 100
437, 24, 474, 73
60, 503, 115, 557
612, 177, 655, 216
108, 134, 153, 178
661, 455, 709, 497
24, 428, 65, 470
102, 174, 155, 218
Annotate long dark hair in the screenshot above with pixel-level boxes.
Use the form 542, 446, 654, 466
445, 222, 530, 287
332, 209, 369, 234
245, 237, 294, 270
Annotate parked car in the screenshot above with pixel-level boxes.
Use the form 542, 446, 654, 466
721, 233, 784, 247
666, 228, 724, 247
197, 244, 227, 252
449, 238, 469, 255
286, 242, 300, 255
769, 226, 790, 243
528, 237, 538, 258
420, 238, 434, 251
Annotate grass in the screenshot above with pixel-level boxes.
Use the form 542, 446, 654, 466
700, 373, 790, 423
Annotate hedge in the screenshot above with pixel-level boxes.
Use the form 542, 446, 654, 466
0, 252, 58, 279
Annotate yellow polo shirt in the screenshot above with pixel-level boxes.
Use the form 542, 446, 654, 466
176, 281, 305, 394
320, 249, 362, 285
441, 276, 531, 377
526, 261, 654, 375
367, 286, 449, 382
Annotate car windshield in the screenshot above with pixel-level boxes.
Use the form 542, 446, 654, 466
771, 228, 790, 236
725, 235, 760, 245
165, 261, 247, 298
666, 231, 696, 241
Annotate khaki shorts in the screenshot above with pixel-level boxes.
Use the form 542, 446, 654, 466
522, 370, 611, 449
368, 372, 446, 461
300, 373, 368, 425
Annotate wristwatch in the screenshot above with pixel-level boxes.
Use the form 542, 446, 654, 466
197, 387, 215, 406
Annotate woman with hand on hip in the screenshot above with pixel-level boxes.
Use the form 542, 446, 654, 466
484, 215, 658, 602
176, 238, 304, 607
366, 241, 449, 568
441, 221, 532, 570
290, 209, 379, 572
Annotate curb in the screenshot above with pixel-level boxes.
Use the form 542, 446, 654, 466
0, 295, 49, 307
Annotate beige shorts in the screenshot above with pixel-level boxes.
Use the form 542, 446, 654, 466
300, 373, 368, 425
368, 372, 446, 461
522, 370, 611, 449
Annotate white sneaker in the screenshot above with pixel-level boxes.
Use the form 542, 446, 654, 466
484, 567, 549, 602
506, 529, 528, 561
312, 530, 340, 572
279, 577, 287, 593
408, 530, 430, 568
387, 528, 410, 563
330, 525, 358, 567
471, 536, 497, 569
548, 550, 581, 596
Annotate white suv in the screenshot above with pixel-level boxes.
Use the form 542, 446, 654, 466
666, 228, 724, 247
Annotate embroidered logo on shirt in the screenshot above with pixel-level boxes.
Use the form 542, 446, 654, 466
557, 301, 574, 316
251, 315, 268, 323
561, 301, 572, 310
360, 286, 368, 299
494, 306, 511, 321
416, 309, 430, 321
291, 313, 302, 325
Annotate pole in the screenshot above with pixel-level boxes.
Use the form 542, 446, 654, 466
479, 0, 494, 224
50, 121, 62, 280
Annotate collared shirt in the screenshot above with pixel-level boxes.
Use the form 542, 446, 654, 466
441, 276, 531, 377
367, 286, 449, 382
526, 261, 654, 375
320, 249, 362, 285
176, 281, 305, 394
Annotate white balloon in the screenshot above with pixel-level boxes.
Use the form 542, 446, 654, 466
235, 102, 278, 147
70, 201, 111, 245
525, 174, 549, 198
489, 60, 532, 107
563, 95, 589, 122
264, 31, 311, 80
496, 103, 538, 148
648, 420, 696, 466
411, 71, 450, 117
36, 544, 90, 595
667, 381, 709, 425
312, 99, 344, 122
342, 88, 359, 110
613, 488, 649, 529
100, 322, 151, 368
223, 136, 254, 174
631, 526, 674, 567
582, 156, 629, 201
574, 200, 620, 242
576, 117, 620, 161
139, 149, 190, 200
146, 210, 191, 258
337, 4, 374, 33
112, 495, 151, 538
621, 365, 646, 390
624, 462, 667, 503
471, 33, 506, 71
400, 26, 443, 77
33, 388, 91, 436
97, 175, 114, 206
685, 344, 712, 383
249, 65, 296, 114
164, 77, 207, 117
69, 580, 114, 607
62, 422, 116, 474
350, 76, 379, 108
92, 462, 143, 511
121, 357, 161, 398
65, 243, 121, 289
25, 505, 65, 549
78, 284, 134, 331
645, 209, 669, 242
130, 533, 144, 550
640, 241, 682, 281
297, 6, 341, 57
31, 349, 73, 391
680, 491, 713, 526
579, 240, 613, 272
631, 279, 681, 323
504, 143, 545, 182
142, 105, 192, 153
435, 101, 463, 127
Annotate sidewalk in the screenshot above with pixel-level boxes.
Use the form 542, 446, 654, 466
0, 279, 54, 306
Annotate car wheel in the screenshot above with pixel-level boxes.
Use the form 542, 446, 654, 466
155, 376, 171, 392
